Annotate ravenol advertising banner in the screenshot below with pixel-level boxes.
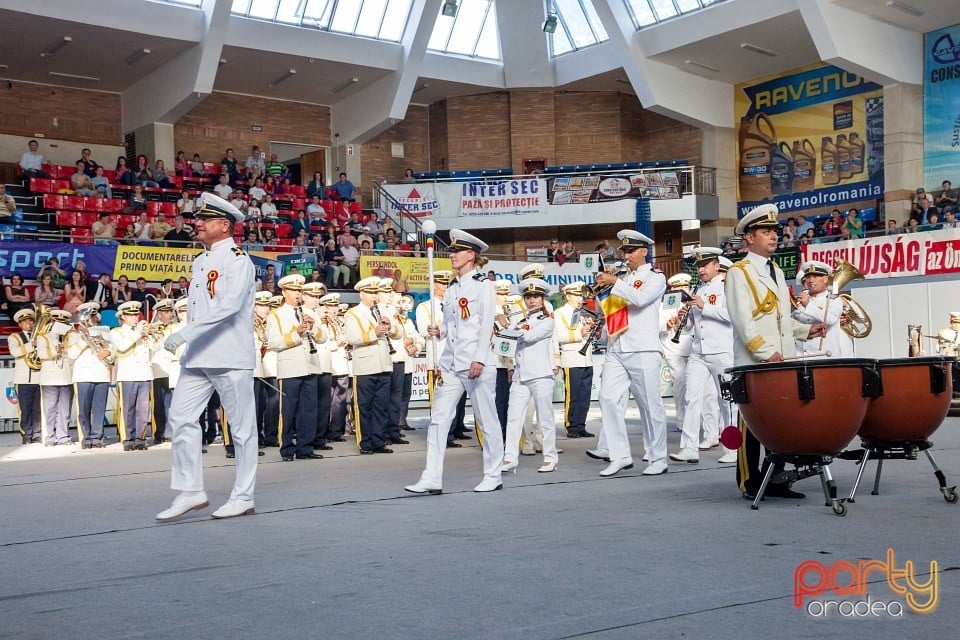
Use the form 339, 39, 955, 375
924, 25, 960, 188
735, 63, 884, 218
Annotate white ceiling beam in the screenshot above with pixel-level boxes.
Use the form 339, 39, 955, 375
496, 0, 554, 87
0, 0, 204, 41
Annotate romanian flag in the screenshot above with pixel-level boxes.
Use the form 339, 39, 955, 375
597, 287, 629, 338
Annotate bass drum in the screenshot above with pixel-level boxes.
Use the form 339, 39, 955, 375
858, 356, 953, 441
727, 358, 878, 455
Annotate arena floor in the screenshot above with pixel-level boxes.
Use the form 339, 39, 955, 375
1, 403, 957, 639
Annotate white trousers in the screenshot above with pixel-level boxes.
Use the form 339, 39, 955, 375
679, 351, 735, 450
663, 352, 688, 428
168, 367, 258, 501
504, 377, 557, 464
521, 401, 541, 453
419, 366, 503, 485
599, 350, 667, 463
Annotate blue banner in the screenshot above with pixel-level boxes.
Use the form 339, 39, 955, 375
923, 25, 960, 187
737, 179, 884, 218
0, 242, 117, 279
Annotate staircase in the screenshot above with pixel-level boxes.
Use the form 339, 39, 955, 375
3, 181, 60, 241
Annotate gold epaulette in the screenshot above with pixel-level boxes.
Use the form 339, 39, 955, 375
729, 261, 779, 320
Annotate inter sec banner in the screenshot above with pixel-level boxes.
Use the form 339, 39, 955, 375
459, 179, 542, 216
0, 242, 116, 279
923, 25, 960, 187
735, 63, 884, 218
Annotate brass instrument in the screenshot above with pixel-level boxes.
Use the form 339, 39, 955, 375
75, 306, 116, 366
397, 298, 419, 357
371, 304, 396, 355
826, 258, 872, 338
254, 316, 268, 359
590, 262, 629, 297
908, 325, 925, 357
25, 303, 53, 371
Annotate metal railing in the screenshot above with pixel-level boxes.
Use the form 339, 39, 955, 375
371, 182, 450, 255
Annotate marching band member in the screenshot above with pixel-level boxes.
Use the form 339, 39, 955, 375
936, 312, 960, 356
378, 278, 409, 446
266, 274, 327, 461
168, 298, 188, 391
726, 204, 826, 500
405, 229, 504, 494
253, 291, 280, 447
661, 273, 693, 433
150, 299, 177, 444
8, 308, 42, 444
345, 276, 399, 454
594, 230, 669, 477
111, 301, 154, 451
157, 192, 259, 521
321, 294, 350, 442
492, 279, 517, 437
553, 282, 595, 439
396, 294, 424, 434
516, 264, 553, 449
792, 260, 855, 358
502, 278, 559, 473
669, 248, 738, 465
66, 302, 113, 448
37, 308, 74, 446
302, 281, 334, 451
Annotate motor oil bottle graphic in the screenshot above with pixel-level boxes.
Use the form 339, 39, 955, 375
792, 139, 817, 192
821, 136, 839, 186
770, 142, 794, 196
738, 113, 775, 201
836, 133, 852, 180
848, 132, 865, 176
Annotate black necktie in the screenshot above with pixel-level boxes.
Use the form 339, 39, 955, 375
767, 260, 777, 284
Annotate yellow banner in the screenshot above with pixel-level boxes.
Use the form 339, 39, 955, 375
112, 245, 201, 281
360, 255, 452, 293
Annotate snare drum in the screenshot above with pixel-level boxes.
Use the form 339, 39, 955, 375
727, 358, 877, 455
858, 356, 953, 441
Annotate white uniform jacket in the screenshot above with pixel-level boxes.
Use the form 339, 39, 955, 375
151, 324, 175, 378
344, 303, 397, 376
514, 311, 556, 382
325, 319, 351, 377
266, 304, 326, 379
689, 276, 732, 356
7, 332, 39, 385
660, 302, 693, 358
178, 238, 256, 371
553, 303, 593, 368
439, 269, 496, 372
36, 333, 72, 386
792, 291, 854, 357
65, 329, 113, 383
110, 324, 154, 382
607, 263, 666, 354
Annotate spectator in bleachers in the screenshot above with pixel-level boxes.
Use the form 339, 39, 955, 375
845, 208, 865, 238
19, 140, 52, 179
291, 236, 310, 254
366, 216, 383, 238
126, 185, 148, 213
37, 257, 67, 289
936, 180, 957, 210
261, 226, 277, 249
323, 239, 349, 289
885, 219, 900, 235
177, 190, 195, 215
799, 228, 817, 246
92, 212, 118, 246
0, 184, 21, 221
338, 225, 358, 249
332, 172, 357, 203
357, 227, 374, 248
781, 218, 799, 247
70, 260, 90, 286
944, 210, 957, 228
5, 274, 32, 317
154, 160, 173, 189
158, 279, 177, 299
920, 212, 943, 232
823, 209, 843, 236
62, 270, 87, 315
599, 239, 617, 264
264, 175, 277, 195
410, 242, 424, 258
78, 148, 101, 178
291, 210, 310, 237
547, 238, 561, 262
306, 195, 325, 224
131, 155, 159, 188
247, 164, 264, 186
71, 161, 99, 197
177, 276, 190, 297
261, 194, 279, 222
130, 277, 150, 306
134, 212, 154, 244
249, 178, 267, 202
265, 154, 287, 180
374, 233, 387, 254
241, 230, 264, 252
34, 273, 61, 306
115, 156, 133, 186
341, 240, 360, 283
400, 168, 416, 183
115, 275, 134, 304
150, 218, 171, 243
722, 242, 738, 257
190, 153, 204, 177
562, 241, 579, 262
121, 223, 138, 245
796, 214, 814, 237
87, 273, 115, 310
307, 172, 326, 200
246, 145, 265, 177
213, 174, 232, 199
275, 176, 294, 197
221, 148, 242, 186
230, 190, 247, 213
174, 150, 190, 177
92, 166, 112, 199
164, 215, 194, 247
916, 195, 939, 224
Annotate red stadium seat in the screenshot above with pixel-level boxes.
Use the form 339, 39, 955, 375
56, 211, 77, 227
293, 198, 306, 211
276, 238, 294, 248
43, 194, 63, 209
291, 185, 306, 197
77, 212, 98, 227
83, 197, 103, 212
276, 223, 293, 238
162, 202, 177, 216
55, 165, 73, 180
104, 198, 125, 213
71, 228, 93, 244
348, 201, 362, 215
63, 195, 85, 210
321, 200, 335, 214
146, 201, 161, 215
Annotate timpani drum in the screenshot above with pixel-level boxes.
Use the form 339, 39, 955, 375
858, 356, 953, 441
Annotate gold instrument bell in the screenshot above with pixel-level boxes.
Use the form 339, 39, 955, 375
828, 258, 872, 338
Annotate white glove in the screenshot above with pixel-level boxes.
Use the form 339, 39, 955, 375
164, 332, 186, 354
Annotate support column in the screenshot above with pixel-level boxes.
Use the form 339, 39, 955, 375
882, 83, 924, 224
132, 123, 176, 173
700, 126, 737, 247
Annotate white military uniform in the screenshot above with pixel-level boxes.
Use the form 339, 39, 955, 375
599, 262, 669, 466
660, 294, 692, 431
36, 330, 74, 444
792, 292, 854, 358
7, 329, 42, 441
65, 320, 113, 445
111, 320, 154, 446
344, 299, 397, 450
553, 300, 594, 437
167, 238, 257, 502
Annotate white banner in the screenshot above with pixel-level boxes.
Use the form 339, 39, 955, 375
485, 260, 598, 292
381, 183, 442, 218
800, 227, 960, 279
459, 179, 544, 217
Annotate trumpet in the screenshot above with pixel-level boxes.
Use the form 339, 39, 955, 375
589, 263, 629, 297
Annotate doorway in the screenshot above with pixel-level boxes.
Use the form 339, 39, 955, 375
270, 142, 329, 186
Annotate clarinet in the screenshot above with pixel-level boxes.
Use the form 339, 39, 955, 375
371, 305, 396, 355
578, 312, 605, 356
670, 283, 702, 344
295, 302, 318, 354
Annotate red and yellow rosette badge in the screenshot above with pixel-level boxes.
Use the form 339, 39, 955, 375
633, 280, 643, 289
458, 297, 470, 318
206, 270, 219, 298
708, 294, 717, 305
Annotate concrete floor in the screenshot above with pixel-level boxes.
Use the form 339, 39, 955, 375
1, 402, 957, 639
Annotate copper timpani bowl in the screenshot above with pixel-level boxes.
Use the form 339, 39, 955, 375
857, 356, 953, 442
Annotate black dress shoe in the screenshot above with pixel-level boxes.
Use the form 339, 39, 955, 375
359, 449, 374, 455
401, 425, 415, 431
296, 452, 323, 460
566, 431, 583, 438
389, 437, 409, 445
453, 433, 472, 440
123, 444, 135, 452
372, 447, 393, 454
225, 450, 235, 459
136, 443, 148, 450
329, 437, 346, 443
282, 455, 295, 461
81, 443, 92, 450
581, 431, 595, 437
313, 444, 334, 451
446, 441, 462, 448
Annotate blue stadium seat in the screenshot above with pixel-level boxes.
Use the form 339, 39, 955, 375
622, 162, 641, 170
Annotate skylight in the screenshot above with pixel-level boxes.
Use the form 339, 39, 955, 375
623, 0, 726, 29
549, 0, 609, 58
229, 0, 413, 42
427, 0, 501, 61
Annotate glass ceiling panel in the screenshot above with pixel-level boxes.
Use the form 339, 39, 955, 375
549, 0, 609, 58
229, 0, 412, 42
427, 0, 501, 61
624, 0, 727, 30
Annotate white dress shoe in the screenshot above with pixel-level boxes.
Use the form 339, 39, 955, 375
155, 491, 209, 522
585, 449, 610, 461
537, 461, 558, 473
642, 460, 669, 475
717, 450, 738, 464
211, 498, 255, 519
404, 479, 442, 495
669, 448, 700, 463
599, 458, 634, 477
501, 459, 519, 473
473, 477, 503, 492
699, 438, 720, 450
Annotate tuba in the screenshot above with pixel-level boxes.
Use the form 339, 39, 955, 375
828, 258, 872, 338
25, 303, 53, 371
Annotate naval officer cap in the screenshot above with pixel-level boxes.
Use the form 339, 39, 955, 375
519, 278, 550, 297
448, 229, 488, 253
153, 298, 175, 312
718, 256, 733, 272
519, 264, 544, 281
302, 282, 327, 297
195, 192, 245, 224
377, 278, 394, 292
950, 312, 960, 322
319, 293, 340, 306
14, 308, 35, 323
49, 309, 72, 322
278, 274, 305, 291
174, 298, 189, 311
76, 301, 101, 314
269, 295, 283, 308
562, 282, 590, 297
354, 276, 381, 293
734, 203, 780, 236
254, 291, 273, 305
692, 246, 723, 265
667, 273, 692, 288
432, 270, 453, 285
494, 279, 512, 295
117, 300, 143, 316
617, 229, 654, 251
798, 260, 833, 284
